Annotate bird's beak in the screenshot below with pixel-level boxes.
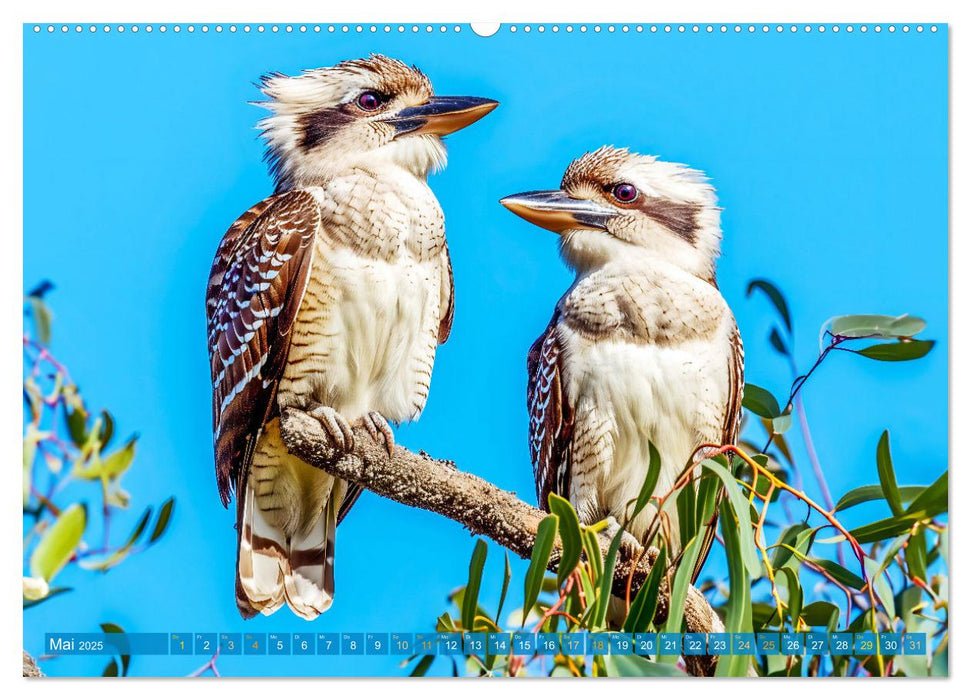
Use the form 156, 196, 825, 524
387, 96, 499, 137
500, 190, 617, 234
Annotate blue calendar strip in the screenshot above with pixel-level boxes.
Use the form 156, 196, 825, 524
41, 631, 927, 656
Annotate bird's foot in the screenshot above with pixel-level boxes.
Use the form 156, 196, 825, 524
307, 405, 355, 453
602, 515, 643, 556
361, 411, 395, 457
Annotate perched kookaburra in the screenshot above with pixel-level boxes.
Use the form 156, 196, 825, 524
206, 55, 497, 619
501, 146, 743, 569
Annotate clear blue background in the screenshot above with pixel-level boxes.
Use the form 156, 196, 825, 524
23, 24, 947, 677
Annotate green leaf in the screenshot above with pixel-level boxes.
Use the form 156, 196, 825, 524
855, 340, 935, 362
778, 567, 803, 629
28, 296, 53, 345
523, 515, 557, 626
661, 534, 705, 654
102, 659, 119, 677
676, 482, 697, 547
809, 557, 866, 590
547, 493, 582, 584
581, 527, 603, 584
770, 523, 814, 571
905, 527, 928, 583
801, 601, 841, 631
746, 279, 792, 333
30, 503, 86, 582
701, 460, 761, 577
865, 556, 896, 619
905, 471, 948, 520
834, 484, 926, 512
100, 623, 130, 676
149, 498, 175, 543
771, 413, 793, 435
594, 528, 624, 628
876, 431, 904, 516
849, 515, 923, 544
76, 439, 136, 481
830, 314, 926, 339
495, 552, 511, 624
22, 585, 73, 609
742, 383, 784, 419
716, 501, 754, 677
409, 655, 434, 677
462, 539, 488, 631
66, 408, 88, 447
623, 543, 666, 633
769, 327, 789, 355
630, 442, 662, 523
603, 654, 685, 677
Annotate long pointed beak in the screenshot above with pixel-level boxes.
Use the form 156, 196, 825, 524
388, 96, 498, 137
499, 190, 617, 234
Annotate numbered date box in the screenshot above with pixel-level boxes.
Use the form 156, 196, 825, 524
537, 633, 560, 655
683, 633, 706, 656
366, 633, 388, 655
292, 633, 314, 655
634, 633, 657, 656
561, 633, 586, 656
708, 633, 730, 655
487, 632, 511, 655
194, 634, 216, 656
316, 633, 340, 655
268, 633, 290, 655
170, 633, 193, 655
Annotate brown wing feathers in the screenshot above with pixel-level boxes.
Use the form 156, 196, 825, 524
207, 190, 320, 506
527, 313, 573, 511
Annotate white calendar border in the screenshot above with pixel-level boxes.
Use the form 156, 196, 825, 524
4, 0, 963, 696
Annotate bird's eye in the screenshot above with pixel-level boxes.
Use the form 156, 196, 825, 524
612, 183, 638, 203
356, 91, 383, 111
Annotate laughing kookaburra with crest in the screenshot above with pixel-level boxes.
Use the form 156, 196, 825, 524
501, 146, 743, 573
206, 55, 497, 619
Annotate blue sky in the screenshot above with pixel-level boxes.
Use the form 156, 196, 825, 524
23, 25, 947, 677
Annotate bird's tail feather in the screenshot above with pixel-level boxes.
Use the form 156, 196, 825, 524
283, 484, 342, 620
237, 474, 342, 620
237, 479, 286, 616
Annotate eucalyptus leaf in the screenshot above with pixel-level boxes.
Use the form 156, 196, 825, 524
746, 279, 792, 332
630, 442, 662, 522
855, 340, 935, 362
742, 383, 784, 419
834, 484, 926, 512
495, 552, 511, 623
623, 543, 666, 633
905, 471, 947, 520
30, 503, 86, 582
548, 493, 582, 584
716, 501, 755, 677
522, 515, 557, 626
603, 654, 685, 677
830, 314, 926, 339
593, 528, 624, 628
462, 539, 488, 631
876, 431, 904, 516
149, 498, 175, 543
702, 460, 761, 577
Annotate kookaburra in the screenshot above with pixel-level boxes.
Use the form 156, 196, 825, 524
501, 146, 743, 571
206, 55, 496, 619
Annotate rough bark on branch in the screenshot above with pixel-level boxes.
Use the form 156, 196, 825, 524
23, 650, 43, 677
280, 408, 723, 677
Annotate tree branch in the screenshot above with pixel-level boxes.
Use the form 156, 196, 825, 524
280, 408, 724, 677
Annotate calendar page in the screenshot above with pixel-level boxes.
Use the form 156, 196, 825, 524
22, 21, 948, 679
